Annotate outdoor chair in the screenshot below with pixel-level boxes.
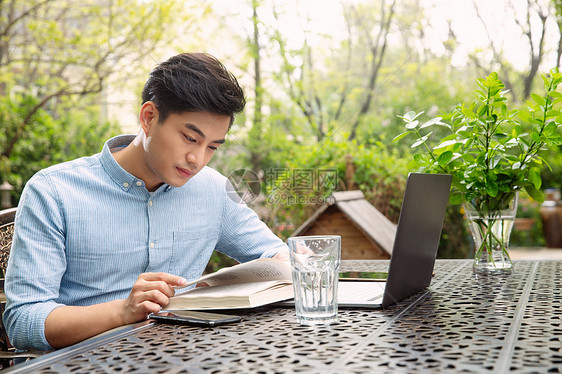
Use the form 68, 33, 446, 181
0, 208, 42, 369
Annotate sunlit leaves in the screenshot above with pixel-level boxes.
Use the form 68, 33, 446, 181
531, 93, 547, 107
396, 69, 562, 206
406, 121, 420, 129
391, 131, 410, 142
411, 133, 431, 148
420, 117, 446, 129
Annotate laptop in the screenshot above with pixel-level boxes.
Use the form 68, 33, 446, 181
337, 172, 452, 308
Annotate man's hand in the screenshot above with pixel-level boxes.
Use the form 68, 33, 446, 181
120, 272, 187, 325
273, 249, 290, 261
45, 272, 187, 349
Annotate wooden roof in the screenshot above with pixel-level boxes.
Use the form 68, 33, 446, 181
292, 190, 397, 255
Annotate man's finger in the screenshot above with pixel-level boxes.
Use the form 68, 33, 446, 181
140, 272, 187, 287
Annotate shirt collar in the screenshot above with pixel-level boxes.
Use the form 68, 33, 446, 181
100, 135, 141, 192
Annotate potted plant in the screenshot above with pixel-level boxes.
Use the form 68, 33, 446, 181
393, 69, 562, 274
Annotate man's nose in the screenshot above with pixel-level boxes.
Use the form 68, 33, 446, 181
186, 145, 205, 167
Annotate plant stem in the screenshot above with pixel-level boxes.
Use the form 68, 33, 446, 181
512, 77, 553, 188
414, 128, 448, 174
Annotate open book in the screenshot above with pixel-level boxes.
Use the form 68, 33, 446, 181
166, 258, 293, 310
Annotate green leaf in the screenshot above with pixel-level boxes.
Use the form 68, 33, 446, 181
486, 184, 499, 197
477, 104, 489, 117
489, 86, 501, 96
500, 103, 508, 117
405, 120, 419, 129
493, 132, 508, 139
433, 139, 458, 150
449, 193, 463, 205
437, 151, 454, 165
475, 90, 487, 102
518, 109, 534, 123
542, 74, 550, 88
475, 78, 487, 90
461, 106, 476, 119
420, 117, 443, 128
524, 185, 544, 203
543, 122, 557, 136
529, 167, 542, 189
512, 124, 522, 136
549, 135, 562, 145
412, 133, 431, 148
505, 138, 518, 148
402, 111, 423, 122
413, 153, 426, 164
392, 132, 410, 142
531, 93, 547, 106
490, 154, 502, 168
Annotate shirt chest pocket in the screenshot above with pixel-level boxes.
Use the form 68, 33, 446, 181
170, 229, 218, 280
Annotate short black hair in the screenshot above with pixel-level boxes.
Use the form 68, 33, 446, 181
141, 53, 246, 128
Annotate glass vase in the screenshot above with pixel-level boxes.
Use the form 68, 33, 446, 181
464, 192, 518, 275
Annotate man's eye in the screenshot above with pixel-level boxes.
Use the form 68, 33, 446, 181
183, 134, 195, 142
208, 146, 218, 151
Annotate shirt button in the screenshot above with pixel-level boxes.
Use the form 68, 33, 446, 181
148, 200, 153, 207
123, 182, 129, 188
136, 181, 142, 186
150, 242, 155, 249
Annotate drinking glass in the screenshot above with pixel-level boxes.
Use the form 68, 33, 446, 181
287, 235, 341, 325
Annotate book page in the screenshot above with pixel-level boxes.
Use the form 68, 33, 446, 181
176, 281, 287, 298
185, 258, 292, 287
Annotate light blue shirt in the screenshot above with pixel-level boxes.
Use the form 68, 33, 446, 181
3, 135, 287, 351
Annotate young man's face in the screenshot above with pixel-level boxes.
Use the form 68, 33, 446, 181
140, 106, 230, 191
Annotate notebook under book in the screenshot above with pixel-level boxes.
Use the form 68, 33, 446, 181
337, 172, 452, 308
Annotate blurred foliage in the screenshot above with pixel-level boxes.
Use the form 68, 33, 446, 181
511, 191, 545, 248
355, 59, 475, 148
204, 251, 239, 274
206, 0, 562, 266
540, 145, 562, 190
0, 0, 203, 203
225, 135, 473, 259
0, 95, 121, 205
394, 70, 562, 207
3, 0, 562, 274
261, 137, 409, 234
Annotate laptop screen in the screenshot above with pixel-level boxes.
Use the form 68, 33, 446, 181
382, 173, 452, 307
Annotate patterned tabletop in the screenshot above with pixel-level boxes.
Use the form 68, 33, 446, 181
5, 260, 562, 373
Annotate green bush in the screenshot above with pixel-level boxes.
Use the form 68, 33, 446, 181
260, 136, 471, 258
255, 137, 404, 236
0, 95, 121, 205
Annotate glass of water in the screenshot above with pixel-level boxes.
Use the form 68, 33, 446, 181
287, 235, 341, 326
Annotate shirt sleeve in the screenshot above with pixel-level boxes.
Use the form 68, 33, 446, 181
3, 172, 67, 351
215, 179, 288, 262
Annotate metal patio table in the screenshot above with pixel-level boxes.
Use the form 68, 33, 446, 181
4, 260, 562, 373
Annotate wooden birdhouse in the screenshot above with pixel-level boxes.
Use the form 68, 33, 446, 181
291, 190, 396, 260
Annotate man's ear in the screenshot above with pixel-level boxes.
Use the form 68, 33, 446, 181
139, 101, 158, 135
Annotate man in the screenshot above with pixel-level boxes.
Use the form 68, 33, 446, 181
3, 53, 288, 351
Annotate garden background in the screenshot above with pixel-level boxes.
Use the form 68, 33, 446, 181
1, 0, 561, 270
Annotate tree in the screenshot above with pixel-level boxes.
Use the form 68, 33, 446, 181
246, 0, 266, 173
0, 0, 208, 202
346, 0, 396, 140
0, 0, 198, 161
470, 0, 559, 101
265, 0, 397, 142
553, 0, 562, 68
